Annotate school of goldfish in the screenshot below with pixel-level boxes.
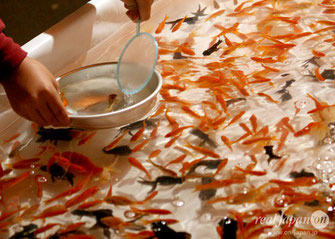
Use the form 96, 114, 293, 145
2, 0, 335, 238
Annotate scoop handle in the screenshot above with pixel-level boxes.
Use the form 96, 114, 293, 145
136, 20, 140, 35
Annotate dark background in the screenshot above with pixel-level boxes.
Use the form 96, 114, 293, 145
0, 0, 89, 45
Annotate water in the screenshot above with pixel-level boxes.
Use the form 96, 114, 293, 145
313, 151, 335, 185
199, 213, 213, 223
172, 200, 184, 207
124, 210, 137, 219
295, 100, 307, 109
37, 176, 48, 183
61, 76, 151, 116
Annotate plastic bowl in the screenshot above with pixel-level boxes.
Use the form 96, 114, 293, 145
57, 62, 162, 129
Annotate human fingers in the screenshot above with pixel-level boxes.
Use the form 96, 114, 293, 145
122, 0, 137, 10
126, 10, 140, 22
29, 109, 48, 127
47, 86, 70, 125
47, 96, 70, 127
123, 0, 139, 22
122, 0, 153, 22
136, 0, 153, 21
31, 85, 62, 127
47, 80, 70, 126
36, 101, 60, 127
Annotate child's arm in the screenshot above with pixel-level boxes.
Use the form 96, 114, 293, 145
0, 19, 69, 127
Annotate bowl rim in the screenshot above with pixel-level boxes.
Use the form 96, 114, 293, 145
56, 61, 162, 119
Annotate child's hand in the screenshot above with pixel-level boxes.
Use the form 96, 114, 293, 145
1, 56, 70, 127
121, 0, 154, 22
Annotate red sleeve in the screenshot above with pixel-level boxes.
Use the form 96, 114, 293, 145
0, 18, 27, 80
